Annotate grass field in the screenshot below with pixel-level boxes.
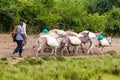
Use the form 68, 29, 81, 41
0, 52, 120, 80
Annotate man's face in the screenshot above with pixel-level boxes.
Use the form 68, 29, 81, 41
24, 20, 27, 23
20, 23, 23, 26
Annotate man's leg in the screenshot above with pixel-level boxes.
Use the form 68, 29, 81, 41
13, 40, 19, 54
18, 40, 23, 57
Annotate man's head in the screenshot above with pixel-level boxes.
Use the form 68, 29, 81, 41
23, 19, 27, 24
19, 22, 23, 26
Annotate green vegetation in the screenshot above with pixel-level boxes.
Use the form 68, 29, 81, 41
0, 0, 120, 36
0, 53, 120, 80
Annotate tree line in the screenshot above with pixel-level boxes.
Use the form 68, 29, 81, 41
0, 0, 120, 36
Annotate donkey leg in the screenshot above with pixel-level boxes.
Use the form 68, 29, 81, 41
37, 47, 42, 56
76, 46, 80, 55
51, 48, 55, 56
80, 43, 85, 53
73, 46, 78, 56
87, 44, 94, 55
61, 46, 69, 56
67, 46, 71, 55
41, 47, 44, 56
100, 47, 104, 55
61, 47, 65, 56
54, 47, 58, 56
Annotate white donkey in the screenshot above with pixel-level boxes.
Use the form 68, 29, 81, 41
58, 30, 83, 56
33, 34, 59, 56
33, 29, 68, 56
81, 30, 112, 55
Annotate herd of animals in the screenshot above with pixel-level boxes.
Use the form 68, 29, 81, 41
32, 29, 112, 56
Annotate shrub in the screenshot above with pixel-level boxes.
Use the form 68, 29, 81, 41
107, 50, 117, 56
111, 65, 120, 75
56, 56, 66, 62
15, 57, 43, 65
0, 57, 7, 61
41, 56, 51, 61
97, 74, 103, 80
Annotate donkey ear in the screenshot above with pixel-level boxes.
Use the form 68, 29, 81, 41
87, 32, 89, 35
83, 32, 89, 37
84, 32, 89, 36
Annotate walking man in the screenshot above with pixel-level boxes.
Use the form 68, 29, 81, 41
12, 22, 25, 57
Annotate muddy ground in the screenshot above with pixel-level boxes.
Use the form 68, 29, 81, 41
0, 34, 120, 58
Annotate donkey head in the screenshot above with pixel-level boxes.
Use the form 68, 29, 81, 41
106, 37, 112, 46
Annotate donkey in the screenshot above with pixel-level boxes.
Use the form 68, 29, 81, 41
81, 31, 112, 55
32, 34, 59, 56
87, 37, 112, 55
60, 30, 90, 55
59, 31, 82, 56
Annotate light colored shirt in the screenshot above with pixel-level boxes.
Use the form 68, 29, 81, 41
22, 22, 27, 36
16, 25, 24, 40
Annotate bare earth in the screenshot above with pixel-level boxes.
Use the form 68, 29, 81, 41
0, 34, 120, 58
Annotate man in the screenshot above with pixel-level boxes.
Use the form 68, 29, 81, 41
22, 19, 27, 45
22, 19, 27, 36
12, 22, 25, 57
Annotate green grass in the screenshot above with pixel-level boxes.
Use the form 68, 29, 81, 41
91, 74, 120, 80
0, 54, 120, 80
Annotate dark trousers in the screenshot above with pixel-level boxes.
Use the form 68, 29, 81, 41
13, 40, 23, 57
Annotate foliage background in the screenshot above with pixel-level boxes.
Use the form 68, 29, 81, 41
0, 0, 120, 36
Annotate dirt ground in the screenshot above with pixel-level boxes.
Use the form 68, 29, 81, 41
0, 34, 120, 58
